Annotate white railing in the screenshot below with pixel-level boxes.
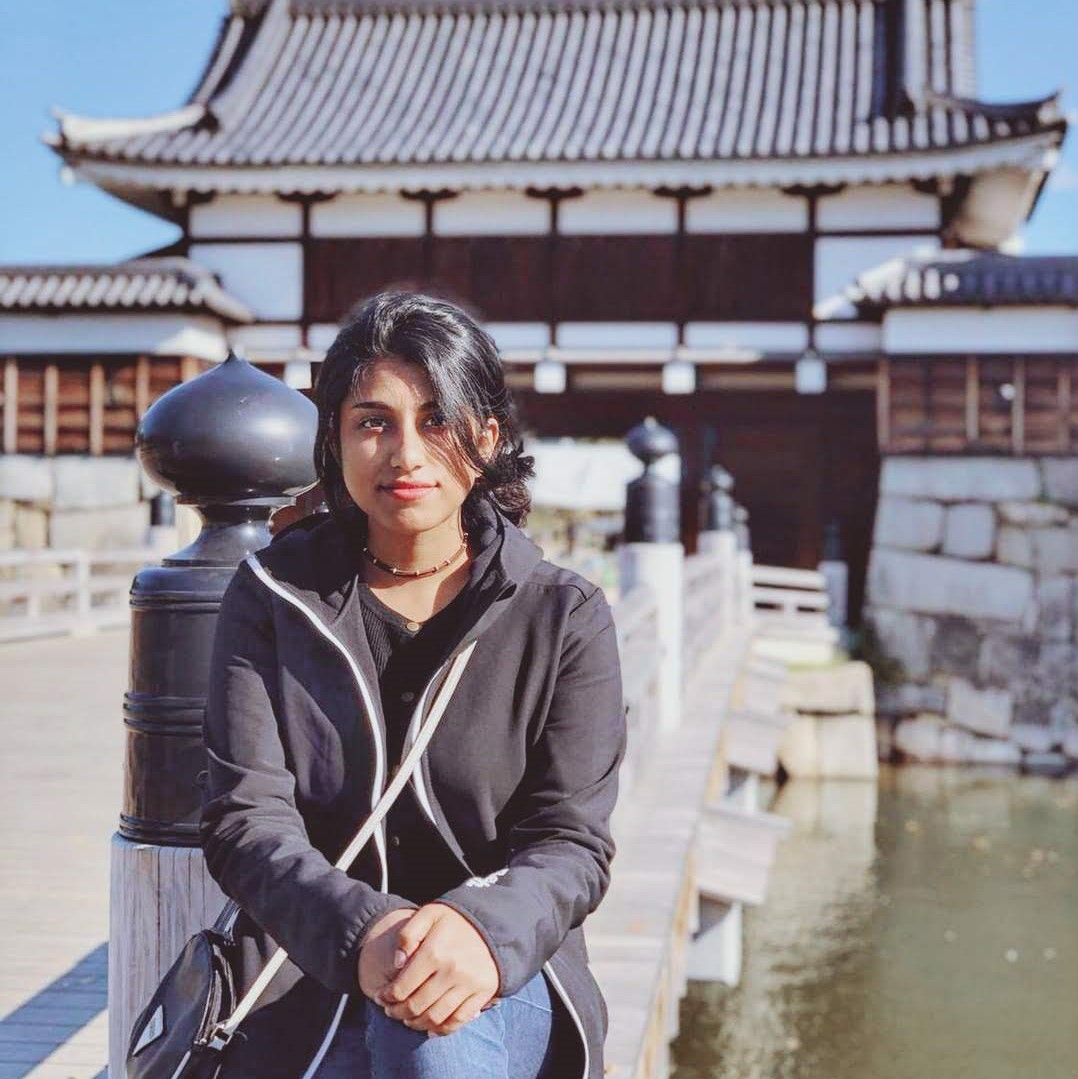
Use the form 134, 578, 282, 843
0, 548, 157, 643
751, 564, 830, 619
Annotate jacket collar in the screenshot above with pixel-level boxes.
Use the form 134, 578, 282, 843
258, 495, 544, 652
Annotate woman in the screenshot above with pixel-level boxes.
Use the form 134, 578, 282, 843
200, 291, 627, 1079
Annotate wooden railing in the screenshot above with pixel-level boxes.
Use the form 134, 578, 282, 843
0, 548, 156, 642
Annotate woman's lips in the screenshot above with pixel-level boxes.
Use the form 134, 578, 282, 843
380, 484, 436, 501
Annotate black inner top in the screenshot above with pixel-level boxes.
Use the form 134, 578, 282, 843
356, 577, 474, 904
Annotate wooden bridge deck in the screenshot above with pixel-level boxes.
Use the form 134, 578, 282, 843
0, 630, 127, 1079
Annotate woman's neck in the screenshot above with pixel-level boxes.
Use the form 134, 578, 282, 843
364, 515, 467, 575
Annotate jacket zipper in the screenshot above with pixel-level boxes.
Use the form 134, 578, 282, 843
245, 554, 590, 1079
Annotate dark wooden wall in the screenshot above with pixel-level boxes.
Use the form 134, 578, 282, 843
305, 233, 812, 327
879, 355, 1077, 455
0, 355, 211, 456
515, 380, 879, 625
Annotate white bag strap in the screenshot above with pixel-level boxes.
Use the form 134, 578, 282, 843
211, 639, 478, 1045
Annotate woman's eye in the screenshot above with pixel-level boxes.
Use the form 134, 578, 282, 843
355, 415, 447, 430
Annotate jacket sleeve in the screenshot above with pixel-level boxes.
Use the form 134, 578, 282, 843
435, 584, 627, 997
199, 560, 418, 995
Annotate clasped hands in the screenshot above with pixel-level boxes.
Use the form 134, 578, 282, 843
357, 902, 500, 1037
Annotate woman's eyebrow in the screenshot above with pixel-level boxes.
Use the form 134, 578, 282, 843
349, 400, 438, 410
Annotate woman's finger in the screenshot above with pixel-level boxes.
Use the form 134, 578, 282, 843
433, 991, 490, 1036
383, 969, 450, 1024
421, 984, 473, 1032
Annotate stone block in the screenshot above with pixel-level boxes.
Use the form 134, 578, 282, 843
1036, 642, 1077, 698
876, 681, 947, 718
894, 714, 945, 761
49, 503, 150, 550
14, 505, 48, 549
1022, 752, 1071, 776
52, 455, 140, 510
996, 526, 1033, 568
998, 501, 1069, 527
777, 715, 818, 778
0, 455, 53, 503
784, 661, 875, 716
1041, 458, 1078, 507
1030, 528, 1078, 575
966, 735, 1021, 766
947, 678, 1012, 739
1010, 725, 1058, 754
0, 500, 12, 531
880, 457, 1040, 502
872, 497, 944, 551
815, 714, 879, 779
1036, 577, 1074, 642
929, 615, 982, 680
978, 633, 1040, 688
941, 503, 996, 559
867, 607, 937, 681
1063, 728, 1078, 763
869, 548, 1033, 624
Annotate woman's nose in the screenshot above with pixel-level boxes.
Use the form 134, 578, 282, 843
390, 421, 426, 470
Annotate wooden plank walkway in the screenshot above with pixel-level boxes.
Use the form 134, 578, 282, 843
0, 630, 127, 1079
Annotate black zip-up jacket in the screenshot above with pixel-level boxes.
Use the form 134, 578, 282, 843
199, 495, 627, 1079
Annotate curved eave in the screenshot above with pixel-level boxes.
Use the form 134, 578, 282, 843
57, 128, 1065, 215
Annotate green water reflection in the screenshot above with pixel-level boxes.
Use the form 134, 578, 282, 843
672, 765, 1078, 1079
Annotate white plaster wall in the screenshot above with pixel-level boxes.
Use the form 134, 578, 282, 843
309, 193, 425, 237
0, 315, 228, 361
815, 237, 939, 318
816, 321, 883, 353
686, 189, 808, 232
555, 322, 679, 348
188, 195, 302, 238
189, 242, 303, 321
884, 307, 1078, 354
308, 323, 342, 352
684, 322, 809, 352
817, 183, 940, 231
485, 322, 551, 350
434, 192, 550, 235
558, 190, 677, 234
229, 324, 303, 359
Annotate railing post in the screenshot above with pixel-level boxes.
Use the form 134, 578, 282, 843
819, 517, 848, 632
697, 464, 737, 632
108, 353, 317, 1079
734, 504, 754, 625
617, 417, 683, 733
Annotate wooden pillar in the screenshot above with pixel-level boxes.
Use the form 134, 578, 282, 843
1059, 360, 1073, 453
135, 355, 151, 419
964, 356, 979, 444
1012, 356, 1026, 455
876, 358, 891, 452
43, 362, 58, 456
89, 362, 105, 456
2, 357, 16, 454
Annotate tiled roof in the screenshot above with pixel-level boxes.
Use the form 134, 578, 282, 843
48, 0, 1063, 182
849, 250, 1078, 310
0, 258, 253, 322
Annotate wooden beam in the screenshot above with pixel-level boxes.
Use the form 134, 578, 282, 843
1012, 357, 1025, 455
89, 362, 105, 456
876, 358, 890, 452
134, 355, 150, 419
2, 357, 17, 455
1059, 360, 1072, 453
43, 363, 58, 457
964, 356, 979, 445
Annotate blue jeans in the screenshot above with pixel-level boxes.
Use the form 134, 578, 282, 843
314, 971, 559, 1079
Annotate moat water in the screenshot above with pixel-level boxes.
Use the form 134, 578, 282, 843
671, 765, 1078, 1079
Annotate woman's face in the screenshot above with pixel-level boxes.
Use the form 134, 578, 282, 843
336, 357, 498, 538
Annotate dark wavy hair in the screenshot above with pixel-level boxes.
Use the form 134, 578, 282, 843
313, 291, 535, 540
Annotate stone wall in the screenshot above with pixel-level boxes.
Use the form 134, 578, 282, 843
865, 456, 1078, 772
0, 454, 154, 552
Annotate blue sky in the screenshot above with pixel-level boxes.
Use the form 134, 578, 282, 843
2, 0, 1076, 264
